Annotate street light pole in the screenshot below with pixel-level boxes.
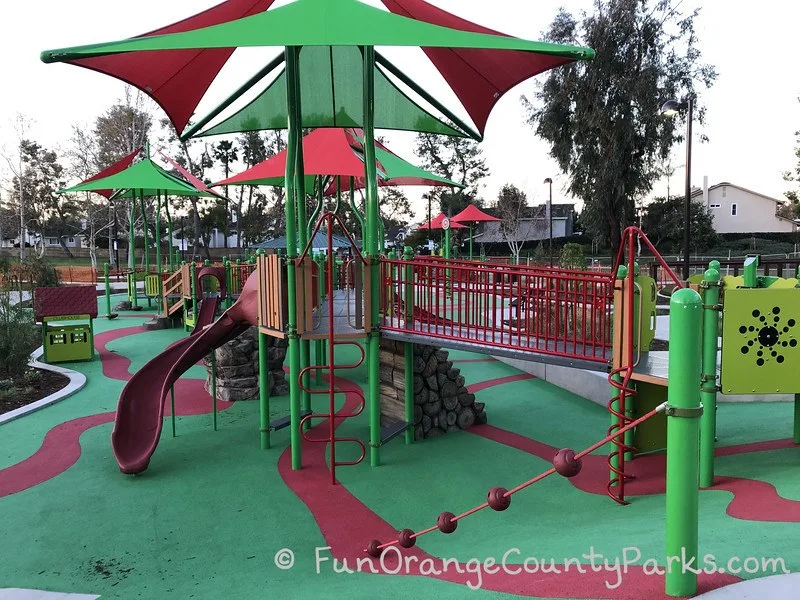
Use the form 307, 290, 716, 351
683, 97, 693, 282
544, 178, 553, 267
661, 97, 694, 282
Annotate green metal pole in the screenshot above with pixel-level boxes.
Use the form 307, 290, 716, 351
104, 262, 112, 318
155, 193, 162, 274
293, 56, 311, 432
140, 191, 150, 273
403, 245, 415, 444
609, 266, 627, 485
699, 263, 721, 488
41, 318, 48, 363
190, 262, 197, 331
362, 45, 382, 467
348, 177, 365, 236
308, 176, 324, 240
469, 223, 473, 261
285, 46, 303, 470
165, 194, 174, 272
665, 287, 703, 598
155, 192, 162, 314
742, 255, 758, 288
170, 386, 176, 437
128, 195, 136, 271
211, 350, 218, 431
225, 260, 233, 309
259, 329, 270, 449
794, 395, 800, 444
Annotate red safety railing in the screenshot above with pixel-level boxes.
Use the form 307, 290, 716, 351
229, 262, 256, 297
381, 257, 614, 364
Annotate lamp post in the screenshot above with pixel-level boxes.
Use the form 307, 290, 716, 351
661, 97, 694, 282
544, 177, 553, 267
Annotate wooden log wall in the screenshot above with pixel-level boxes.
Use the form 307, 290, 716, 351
380, 339, 487, 440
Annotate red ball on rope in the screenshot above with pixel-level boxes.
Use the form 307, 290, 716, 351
398, 529, 416, 548
553, 448, 582, 478
487, 486, 511, 511
437, 511, 458, 534
366, 540, 383, 557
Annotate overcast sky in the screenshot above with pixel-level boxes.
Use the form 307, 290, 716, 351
1, 0, 798, 220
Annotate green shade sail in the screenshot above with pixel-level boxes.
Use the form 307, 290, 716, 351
199, 46, 464, 138
375, 146, 460, 187
59, 157, 218, 198
41, 0, 594, 63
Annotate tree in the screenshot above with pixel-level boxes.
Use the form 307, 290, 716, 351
782, 102, 800, 218
496, 184, 529, 263
8, 140, 77, 258
1, 114, 34, 259
93, 90, 154, 266
235, 130, 269, 248
523, 0, 716, 256
641, 195, 717, 252
211, 140, 238, 248
414, 134, 489, 216
157, 118, 214, 259
67, 124, 112, 268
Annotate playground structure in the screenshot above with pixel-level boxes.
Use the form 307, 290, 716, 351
33, 0, 800, 597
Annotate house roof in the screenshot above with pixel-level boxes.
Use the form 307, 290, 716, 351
480, 203, 574, 219
253, 231, 360, 250
691, 182, 786, 205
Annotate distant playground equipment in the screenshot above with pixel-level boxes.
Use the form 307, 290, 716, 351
34, 285, 98, 364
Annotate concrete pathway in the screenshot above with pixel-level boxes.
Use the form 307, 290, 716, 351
0, 591, 98, 600
694, 572, 799, 599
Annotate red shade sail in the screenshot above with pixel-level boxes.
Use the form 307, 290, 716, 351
158, 151, 227, 199
418, 213, 467, 230
73, 147, 141, 199
452, 204, 500, 223
68, 0, 276, 134
214, 128, 369, 186
380, 0, 575, 134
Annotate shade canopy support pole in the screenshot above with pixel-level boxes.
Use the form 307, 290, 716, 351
293, 56, 312, 430
284, 45, 303, 471
164, 193, 174, 272
362, 45, 381, 467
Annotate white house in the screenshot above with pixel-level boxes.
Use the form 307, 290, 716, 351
692, 181, 796, 234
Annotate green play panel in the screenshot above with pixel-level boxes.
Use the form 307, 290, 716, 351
721, 288, 800, 394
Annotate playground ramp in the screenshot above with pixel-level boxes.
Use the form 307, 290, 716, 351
111, 295, 251, 474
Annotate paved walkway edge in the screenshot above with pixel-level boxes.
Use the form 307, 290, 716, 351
0, 347, 88, 426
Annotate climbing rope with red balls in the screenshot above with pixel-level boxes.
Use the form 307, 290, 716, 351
365, 402, 668, 556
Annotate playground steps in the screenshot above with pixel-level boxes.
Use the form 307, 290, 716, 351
269, 409, 312, 432
380, 421, 412, 445
142, 316, 172, 331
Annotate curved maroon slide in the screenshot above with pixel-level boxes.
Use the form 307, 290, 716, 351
112, 274, 259, 474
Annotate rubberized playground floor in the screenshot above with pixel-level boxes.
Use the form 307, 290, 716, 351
1, 295, 799, 599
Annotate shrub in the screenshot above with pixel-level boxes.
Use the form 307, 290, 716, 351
0, 292, 39, 378
559, 243, 588, 270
